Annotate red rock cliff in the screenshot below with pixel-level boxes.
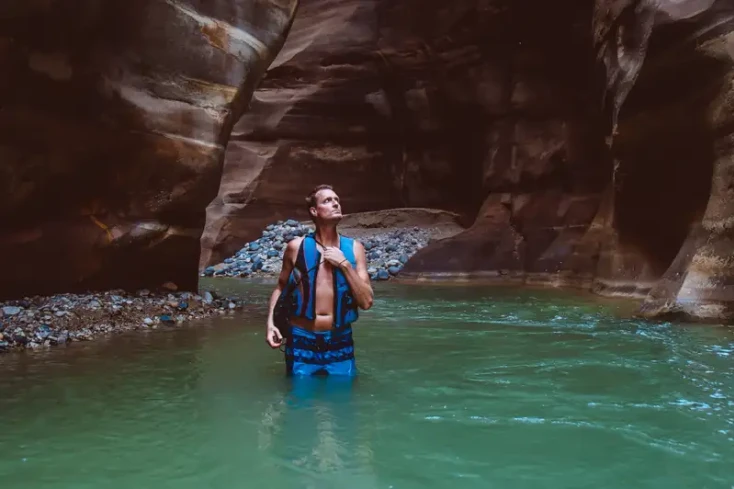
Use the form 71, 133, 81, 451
0, 0, 297, 299
602, 0, 734, 322
203, 0, 734, 323
408, 0, 734, 322
2, 0, 733, 323
201, 0, 609, 269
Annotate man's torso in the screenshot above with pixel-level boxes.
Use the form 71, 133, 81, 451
290, 236, 351, 332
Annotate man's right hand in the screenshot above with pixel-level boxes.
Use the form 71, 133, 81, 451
265, 237, 300, 350
266, 324, 283, 349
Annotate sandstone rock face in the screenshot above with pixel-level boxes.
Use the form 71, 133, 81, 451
406, 0, 734, 323
201, 0, 609, 268
401, 0, 659, 289
3, 0, 732, 324
619, 0, 734, 322
203, 0, 734, 323
0, 0, 297, 299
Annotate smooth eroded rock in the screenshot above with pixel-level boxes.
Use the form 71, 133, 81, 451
200, 0, 608, 268
0, 0, 298, 300
595, 0, 734, 321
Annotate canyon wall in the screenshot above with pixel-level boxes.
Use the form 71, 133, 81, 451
403, 0, 734, 322
205, 0, 734, 323
612, 0, 734, 322
201, 0, 610, 269
0, 0, 297, 299
1, 0, 732, 323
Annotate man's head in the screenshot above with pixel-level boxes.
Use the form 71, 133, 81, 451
305, 184, 342, 224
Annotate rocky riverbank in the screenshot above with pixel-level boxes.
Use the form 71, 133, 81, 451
201, 209, 465, 281
0, 209, 465, 354
0, 288, 242, 353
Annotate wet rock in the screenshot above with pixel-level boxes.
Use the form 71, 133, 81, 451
2, 306, 22, 317
13, 329, 28, 345
0, 287, 244, 354
35, 325, 51, 341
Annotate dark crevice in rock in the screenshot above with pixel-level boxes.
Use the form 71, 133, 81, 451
616, 0, 734, 322
612, 39, 722, 278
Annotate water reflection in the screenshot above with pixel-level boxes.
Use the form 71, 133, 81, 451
257, 375, 378, 488
1, 281, 732, 489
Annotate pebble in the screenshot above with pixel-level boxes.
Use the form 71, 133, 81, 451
2, 306, 21, 317
0, 288, 243, 354
204, 220, 431, 282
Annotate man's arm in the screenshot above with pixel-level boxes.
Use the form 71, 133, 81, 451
338, 240, 374, 310
265, 237, 301, 348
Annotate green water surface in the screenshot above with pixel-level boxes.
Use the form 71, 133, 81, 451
1, 281, 733, 489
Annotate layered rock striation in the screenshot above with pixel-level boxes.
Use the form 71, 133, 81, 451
0, 0, 297, 300
205, 0, 734, 323
402, 0, 734, 323
2, 0, 733, 324
201, 0, 609, 272
404, 0, 734, 322
604, 0, 734, 322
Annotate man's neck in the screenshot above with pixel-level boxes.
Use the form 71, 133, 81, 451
314, 225, 339, 247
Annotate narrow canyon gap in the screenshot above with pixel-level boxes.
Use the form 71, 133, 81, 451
1, 0, 733, 324
200, 0, 610, 277
202, 0, 734, 323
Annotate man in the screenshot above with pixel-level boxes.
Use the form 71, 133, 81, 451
265, 184, 374, 376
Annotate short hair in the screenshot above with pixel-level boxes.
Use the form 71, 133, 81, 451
305, 184, 334, 210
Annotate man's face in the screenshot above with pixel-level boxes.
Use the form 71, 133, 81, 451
311, 188, 342, 222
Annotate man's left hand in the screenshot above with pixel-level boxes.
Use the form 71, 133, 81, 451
322, 247, 348, 268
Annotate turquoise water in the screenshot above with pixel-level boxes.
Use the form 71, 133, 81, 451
1, 281, 733, 488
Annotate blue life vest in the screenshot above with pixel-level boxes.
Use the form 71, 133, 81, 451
289, 233, 359, 328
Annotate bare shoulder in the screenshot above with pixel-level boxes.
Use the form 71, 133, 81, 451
280, 237, 302, 262
286, 236, 303, 254
286, 236, 304, 251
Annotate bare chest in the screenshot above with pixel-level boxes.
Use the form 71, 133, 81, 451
313, 261, 335, 313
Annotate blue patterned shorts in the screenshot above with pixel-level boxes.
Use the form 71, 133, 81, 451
284, 325, 357, 376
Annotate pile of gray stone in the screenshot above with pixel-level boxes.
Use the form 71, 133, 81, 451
0, 289, 242, 353
203, 219, 431, 281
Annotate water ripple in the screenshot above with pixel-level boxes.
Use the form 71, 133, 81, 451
1, 282, 733, 489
